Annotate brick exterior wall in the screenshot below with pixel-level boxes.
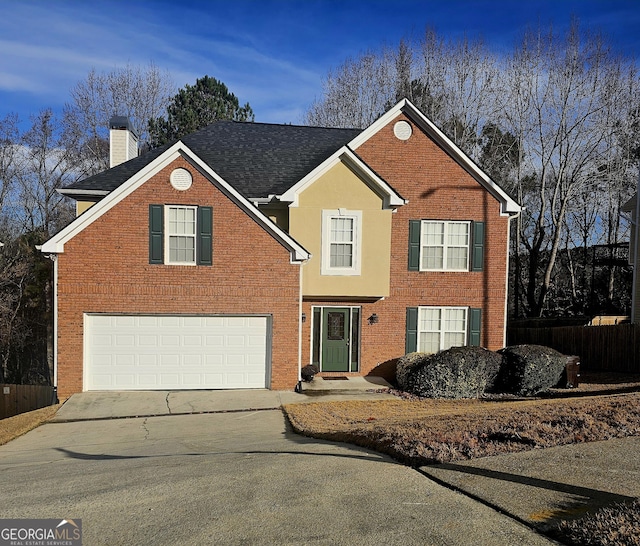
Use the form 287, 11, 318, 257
55, 110, 513, 397
301, 114, 511, 379
55, 157, 301, 398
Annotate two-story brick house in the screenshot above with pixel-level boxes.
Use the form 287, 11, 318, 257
42, 99, 520, 399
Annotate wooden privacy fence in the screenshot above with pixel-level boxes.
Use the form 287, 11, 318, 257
508, 324, 640, 373
0, 384, 56, 420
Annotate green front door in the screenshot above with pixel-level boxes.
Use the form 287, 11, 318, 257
321, 308, 350, 372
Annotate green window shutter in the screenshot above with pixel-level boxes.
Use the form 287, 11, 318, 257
468, 308, 482, 346
405, 307, 418, 353
197, 206, 213, 266
149, 204, 163, 264
408, 220, 421, 271
471, 221, 485, 272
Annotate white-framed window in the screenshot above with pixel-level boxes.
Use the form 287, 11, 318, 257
165, 205, 197, 265
420, 220, 470, 271
418, 306, 468, 354
321, 209, 362, 275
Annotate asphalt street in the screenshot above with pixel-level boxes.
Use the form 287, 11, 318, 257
0, 409, 555, 545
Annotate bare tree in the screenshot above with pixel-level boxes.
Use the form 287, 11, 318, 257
0, 239, 30, 383
503, 23, 639, 316
64, 62, 175, 174
305, 50, 396, 128
304, 23, 640, 319
18, 110, 75, 236
0, 114, 22, 238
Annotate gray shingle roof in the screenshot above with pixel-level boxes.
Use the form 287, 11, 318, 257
64, 121, 363, 199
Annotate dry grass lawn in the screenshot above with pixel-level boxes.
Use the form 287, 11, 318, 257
0, 404, 61, 446
285, 392, 640, 465
284, 372, 640, 465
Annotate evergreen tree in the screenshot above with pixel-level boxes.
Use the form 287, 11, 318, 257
148, 75, 254, 147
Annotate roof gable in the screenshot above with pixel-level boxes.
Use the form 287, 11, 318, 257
42, 141, 310, 263
349, 99, 521, 215
279, 146, 405, 209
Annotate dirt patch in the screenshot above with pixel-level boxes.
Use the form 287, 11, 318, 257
0, 405, 61, 446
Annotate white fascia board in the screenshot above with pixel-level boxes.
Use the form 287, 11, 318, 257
41, 141, 311, 263
58, 188, 110, 197
278, 146, 405, 209
349, 99, 522, 216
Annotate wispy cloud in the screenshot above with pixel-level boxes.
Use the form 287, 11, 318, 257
0, 0, 327, 123
0, 0, 637, 126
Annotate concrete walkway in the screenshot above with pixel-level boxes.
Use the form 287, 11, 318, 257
421, 436, 640, 534
52, 377, 394, 422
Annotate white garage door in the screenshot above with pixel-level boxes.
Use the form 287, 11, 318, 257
85, 315, 269, 390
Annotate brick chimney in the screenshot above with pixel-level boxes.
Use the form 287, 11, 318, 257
109, 116, 138, 168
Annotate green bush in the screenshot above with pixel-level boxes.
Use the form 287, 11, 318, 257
496, 344, 566, 396
396, 346, 503, 399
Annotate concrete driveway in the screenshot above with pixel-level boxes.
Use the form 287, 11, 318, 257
0, 408, 556, 545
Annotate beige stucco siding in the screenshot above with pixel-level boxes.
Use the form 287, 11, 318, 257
257, 203, 290, 231
289, 161, 392, 297
76, 200, 98, 216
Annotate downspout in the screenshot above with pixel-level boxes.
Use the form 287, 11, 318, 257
504, 210, 521, 348
37, 247, 58, 403
295, 259, 307, 393
52, 255, 58, 402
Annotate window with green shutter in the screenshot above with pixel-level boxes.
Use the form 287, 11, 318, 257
149, 205, 164, 264
408, 220, 421, 271
405, 307, 418, 353
197, 206, 213, 265
149, 204, 212, 266
407, 306, 482, 353
408, 220, 485, 272
471, 222, 485, 272
468, 308, 482, 346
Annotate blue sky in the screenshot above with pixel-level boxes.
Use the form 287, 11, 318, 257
1, 0, 639, 126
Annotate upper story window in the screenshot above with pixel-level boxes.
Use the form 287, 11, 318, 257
322, 209, 362, 276
149, 204, 212, 266
408, 220, 484, 272
421, 221, 469, 271
166, 206, 197, 264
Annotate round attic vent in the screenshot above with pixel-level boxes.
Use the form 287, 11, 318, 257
170, 168, 193, 191
393, 120, 412, 141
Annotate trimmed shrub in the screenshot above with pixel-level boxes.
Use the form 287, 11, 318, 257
396, 346, 503, 399
396, 352, 426, 391
496, 344, 566, 396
